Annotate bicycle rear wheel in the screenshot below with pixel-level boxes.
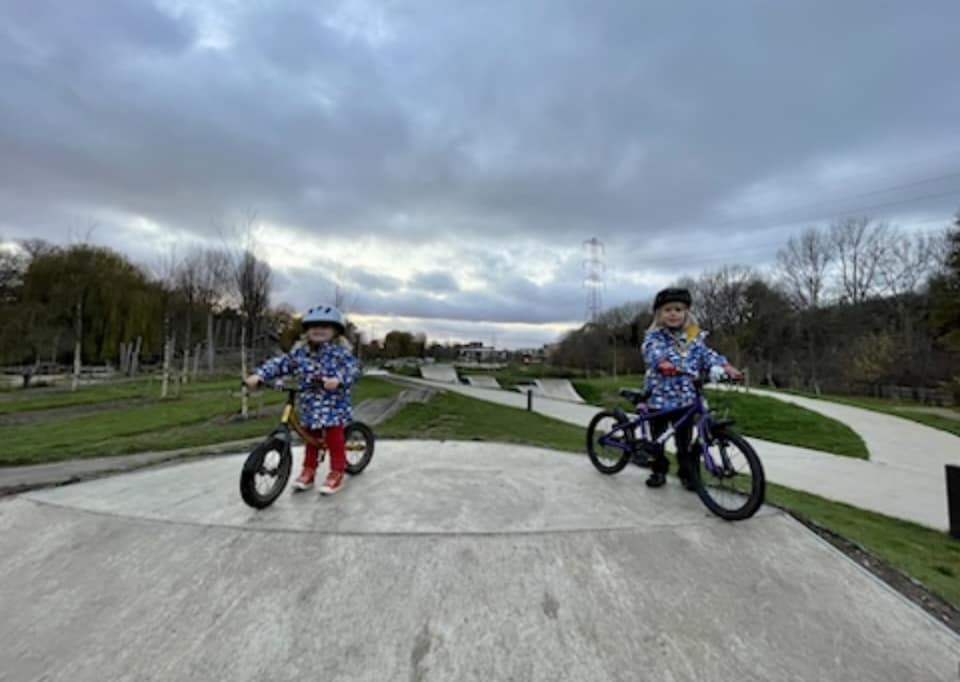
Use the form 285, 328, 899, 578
344, 422, 375, 475
586, 410, 634, 474
692, 427, 765, 521
240, 438, 292, 509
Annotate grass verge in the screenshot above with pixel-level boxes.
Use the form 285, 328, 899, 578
573, 376, 869, 458
0, 378, 403, 465
378, 390, 586, 453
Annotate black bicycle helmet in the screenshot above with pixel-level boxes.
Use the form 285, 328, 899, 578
653, 287, 692, 311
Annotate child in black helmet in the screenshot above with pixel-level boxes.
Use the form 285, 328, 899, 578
642, 288, 742, 489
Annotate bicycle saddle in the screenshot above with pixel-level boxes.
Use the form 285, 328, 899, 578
619, 388, 651, 404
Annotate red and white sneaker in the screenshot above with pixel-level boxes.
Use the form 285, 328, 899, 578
291, 467, 316, 491
319, 470, 346, 496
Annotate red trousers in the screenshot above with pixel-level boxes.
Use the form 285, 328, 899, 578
303, 425, 346, 473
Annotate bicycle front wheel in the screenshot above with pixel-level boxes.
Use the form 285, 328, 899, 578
692, 427, 765, 521
240, 438, 292, 509
586, 410, 634, 474
344, 422, 376, 475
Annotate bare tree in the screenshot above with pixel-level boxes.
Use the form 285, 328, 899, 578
692, 265, 755, 332
232, 250, 272, 417
829, 217, 890, 304
199, 249, 230, 373
221, 213, 272, 418
777, 227, 834, 310
173, 248, 230, 383
878, 226, 951, 357
152, 248, 181, 399
879, 227, 940, 298
777, 227, 834, 392
0, 243, 25, 303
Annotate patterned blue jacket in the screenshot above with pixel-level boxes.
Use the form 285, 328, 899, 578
642, 327, 728, 411
254, 343, 361, 429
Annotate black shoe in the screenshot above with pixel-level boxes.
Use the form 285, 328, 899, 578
645, 472, 667, 488
678, 475, 697, 492
631, 451, 651, 468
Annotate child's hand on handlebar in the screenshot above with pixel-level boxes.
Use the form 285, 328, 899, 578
657, 359, 679, 376
322, 377, 341, 391
244, 374, 263, 390
722, 364, 744, 382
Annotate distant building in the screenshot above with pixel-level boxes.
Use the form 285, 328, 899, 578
458, 342, 509, 364
515, 346, 549, 364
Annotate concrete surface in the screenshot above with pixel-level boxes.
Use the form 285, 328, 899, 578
0, 443, 254, 496
397, 376, 953, 530
2, 440, 958, 681
419, 364, 460, 384
534, 378, 584, 403
464, 374, 501, 389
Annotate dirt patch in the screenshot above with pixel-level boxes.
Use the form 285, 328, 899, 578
787, 511, 960, 636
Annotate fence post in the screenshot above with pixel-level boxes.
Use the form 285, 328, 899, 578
527, 389, 533, 412
948, 465, 960, 540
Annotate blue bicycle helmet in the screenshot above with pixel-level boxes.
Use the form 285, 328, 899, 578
302, 305, 346, 334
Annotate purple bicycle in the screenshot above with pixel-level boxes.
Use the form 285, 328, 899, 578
586, 372, 765, 521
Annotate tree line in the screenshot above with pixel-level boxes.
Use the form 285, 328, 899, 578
551, 214, 960, 399
0, 235, 276, 397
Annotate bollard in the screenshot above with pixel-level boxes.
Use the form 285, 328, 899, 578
947, 465, 960, 540
527, 389, 533, 412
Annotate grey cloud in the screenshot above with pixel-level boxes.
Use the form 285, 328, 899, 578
410, 270, 459, 293
1, 0, 958, 336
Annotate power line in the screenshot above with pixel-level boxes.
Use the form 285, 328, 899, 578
626, 187, 959, 270
707, 171, 960, 229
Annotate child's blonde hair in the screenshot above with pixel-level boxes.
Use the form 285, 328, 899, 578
647, 306, 700, 335
297, 330, 353, 351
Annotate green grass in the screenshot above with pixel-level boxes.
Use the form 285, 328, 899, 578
0, 375, 242, 415
0, 378, 403, 465
783, 390, 960, 438
573, 376, 869, 459
379, 391, 586, 453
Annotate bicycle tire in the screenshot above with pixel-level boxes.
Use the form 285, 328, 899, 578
693, 427, 765, 521
586, 410, 635, 474
240, 438, 292, 509
344, 422, 376, 475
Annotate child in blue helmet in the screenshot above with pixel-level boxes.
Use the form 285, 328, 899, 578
245, 305, 360, 495
641, 288, 742, 489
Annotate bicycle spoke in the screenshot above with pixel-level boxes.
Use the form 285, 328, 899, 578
699, 438, 756, 513
593, 416, 627, 463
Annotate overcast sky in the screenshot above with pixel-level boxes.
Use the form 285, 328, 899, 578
2, 1, 959, 347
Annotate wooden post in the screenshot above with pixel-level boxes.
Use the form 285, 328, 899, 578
71, 300, 82, 392
161, 328, 173, 399
192, 343, 201, 380
131, 336, 142, 376
207, 312, 216, 374
181, 347, 190, 386
240, 322, 249, 419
